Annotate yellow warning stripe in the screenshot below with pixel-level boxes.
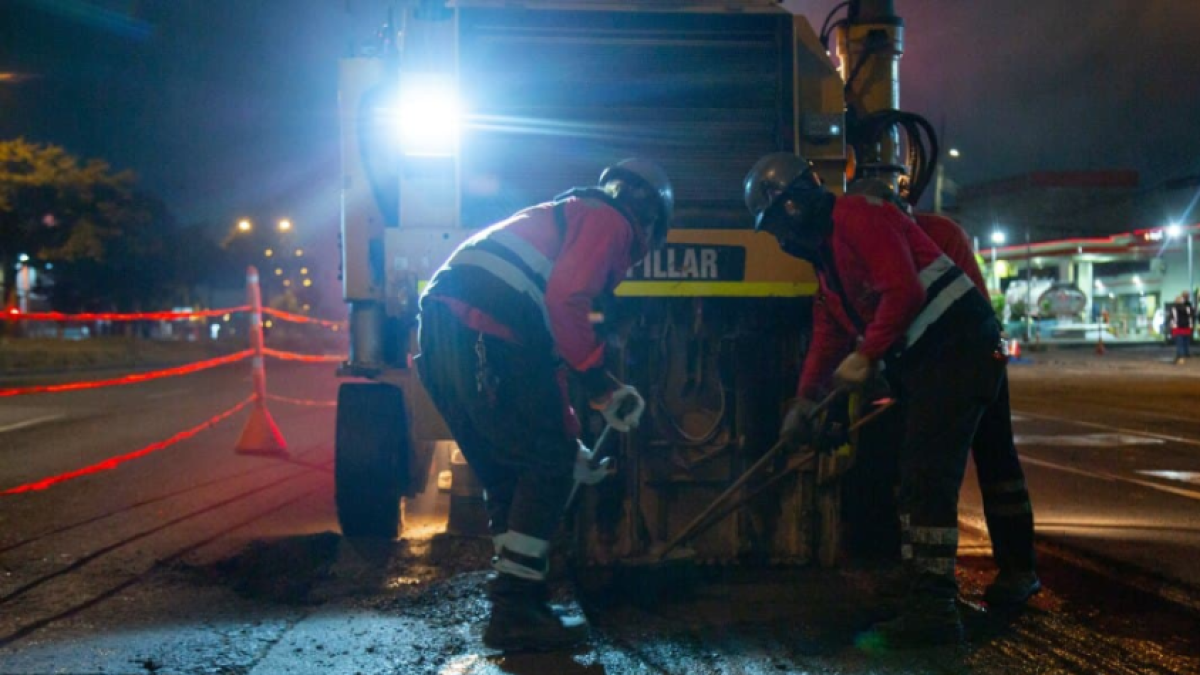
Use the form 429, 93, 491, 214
416, 280, 817, 298
615, 281, 818, 297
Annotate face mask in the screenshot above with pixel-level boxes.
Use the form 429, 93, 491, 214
762, 195, 827, 261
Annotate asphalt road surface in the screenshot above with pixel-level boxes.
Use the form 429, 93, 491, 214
964, 347, 1200, 595
0, 351, 1198, 674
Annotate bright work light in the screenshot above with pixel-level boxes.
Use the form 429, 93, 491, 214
396, 74, 462, 157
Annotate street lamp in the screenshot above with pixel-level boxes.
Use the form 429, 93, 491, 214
934, 148, 961, 214
278, 219, 293, 233
990, 229, 1006, 292
237, 219, 252, 233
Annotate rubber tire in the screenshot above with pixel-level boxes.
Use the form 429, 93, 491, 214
335, 382, 410, 539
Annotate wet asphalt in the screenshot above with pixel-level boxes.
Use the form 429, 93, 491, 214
0, 354, 1199, 673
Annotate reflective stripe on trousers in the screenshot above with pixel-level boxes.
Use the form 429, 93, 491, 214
493, 530, 551, 581
900, 514, 959, 577
982, 478, 1033, 517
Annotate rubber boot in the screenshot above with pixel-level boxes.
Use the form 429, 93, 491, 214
867, 593, 964, 648
483, 574, 587, 652
984, 568, 1041, 606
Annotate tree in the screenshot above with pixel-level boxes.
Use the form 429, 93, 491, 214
0, 139, 135, 311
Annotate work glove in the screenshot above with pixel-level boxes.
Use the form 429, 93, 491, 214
833, 351, 875, 391
780, 397, 819, 447
593, 384, 646, 432
581, 368, 645, 432
573, 440, 612, 486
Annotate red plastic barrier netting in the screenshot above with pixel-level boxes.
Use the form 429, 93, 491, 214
262, 307, 346, 329
267, 393, 337, 407
262, 348, 345, 364
0, 350, 253, 398
3, 306, 250, 322
0, 396, 254, 495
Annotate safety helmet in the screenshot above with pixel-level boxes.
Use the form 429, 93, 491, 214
743, 152, 823, 231
599, 158, 674, 243
847, 177, 912, 215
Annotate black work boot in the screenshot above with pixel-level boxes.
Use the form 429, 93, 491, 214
483, 574, 587, 652
984, 568, 1041, 607
866, 594, 964, 648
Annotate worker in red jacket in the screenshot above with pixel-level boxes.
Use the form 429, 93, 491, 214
913, 212, 1039, 607
847, 179, 1040, 608
417, 159, 672, 652
744, 153, 1004, 647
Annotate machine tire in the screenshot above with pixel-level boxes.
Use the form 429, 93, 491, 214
335, 382, 410, 539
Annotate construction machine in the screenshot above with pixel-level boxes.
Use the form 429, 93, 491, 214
334, 0, 938, 570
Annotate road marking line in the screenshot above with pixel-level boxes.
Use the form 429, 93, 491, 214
1022, 456, 1200, 503
145, 388, 190, 400
0, 414, 65, 435
1015, 433, 1164, 447
1136, 470, 1200, 485
1014, 409, 1200, 448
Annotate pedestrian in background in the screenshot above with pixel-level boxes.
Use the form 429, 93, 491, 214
1169, 291, 1194, 365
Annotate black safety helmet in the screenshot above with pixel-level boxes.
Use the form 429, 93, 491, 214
599, 158, 674, 248
743, 152, 824, 232
847, 177, 912, 215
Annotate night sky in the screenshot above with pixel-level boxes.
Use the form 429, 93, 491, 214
2, 0, 1199, 232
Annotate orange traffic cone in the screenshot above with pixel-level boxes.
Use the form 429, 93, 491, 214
1010, 338, 1021, 360
235, 265, 288, 458
1096, 334, 1106, 356
235, 399, 288, 457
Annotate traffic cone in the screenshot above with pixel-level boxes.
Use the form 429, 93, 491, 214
1096, 334, 1106, 356
1010, 338, 1021, 360
236, 265, 288, 458
235, 398, 289, 457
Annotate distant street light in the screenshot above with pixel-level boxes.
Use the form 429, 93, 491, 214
990, 229, 1006, 291
948, 148, 961, 158
237, 219, 252, 232
265, 248, 274, 257
294, 248, 304, 257
278, 219, 293, 233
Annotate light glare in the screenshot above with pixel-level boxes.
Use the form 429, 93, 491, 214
396, 75, 462, 157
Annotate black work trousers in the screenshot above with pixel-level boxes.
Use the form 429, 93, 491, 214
972, 373, 1036, 573
892, 320, 1005, 598
415, 301, 576, 543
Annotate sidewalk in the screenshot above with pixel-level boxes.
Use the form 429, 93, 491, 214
1009, 342, 1200, 375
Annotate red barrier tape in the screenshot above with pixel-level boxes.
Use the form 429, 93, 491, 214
2, 306, 250, 322
0, 397, 254, 495
262, 348, 345, 364
262, 307, 346, 329
0, 350, 253, 397
267, 394, 337, 407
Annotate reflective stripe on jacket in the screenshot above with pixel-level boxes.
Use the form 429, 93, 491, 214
798, 196, 987, 399
421, 193, 644, 373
